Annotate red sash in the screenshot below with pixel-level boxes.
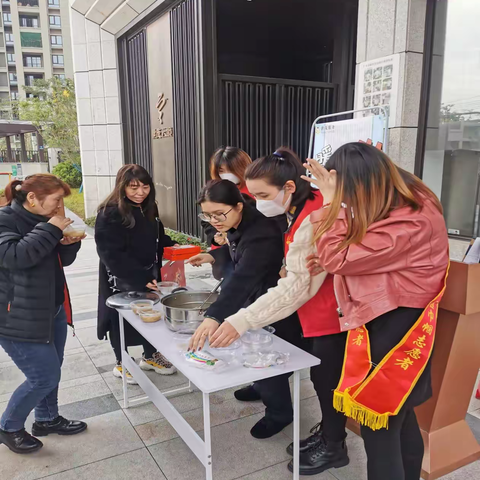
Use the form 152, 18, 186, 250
333, 266, 449, 430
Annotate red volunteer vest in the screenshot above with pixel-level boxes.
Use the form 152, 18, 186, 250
285, 192, 340, 337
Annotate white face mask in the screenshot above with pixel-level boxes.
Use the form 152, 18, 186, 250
220, 173, 240, 185
256, 189, 292, 217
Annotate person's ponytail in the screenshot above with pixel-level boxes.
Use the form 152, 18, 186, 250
4, 180, 26, 205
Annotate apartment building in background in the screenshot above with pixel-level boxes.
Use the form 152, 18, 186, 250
0, 0, 73, 107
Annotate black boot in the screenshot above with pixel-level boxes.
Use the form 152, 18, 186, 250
286, 421, 323, 456
250, 416, 292, 439
0, 428, 43, 454
32, 416, 87, 437
287, 438, 349, 475
234, 384, 261, 402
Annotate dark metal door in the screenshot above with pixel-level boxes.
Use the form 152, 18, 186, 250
219, 75, 337, 162
125, 30, 152, 173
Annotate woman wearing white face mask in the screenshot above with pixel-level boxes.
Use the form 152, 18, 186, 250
209, 148, 349, 476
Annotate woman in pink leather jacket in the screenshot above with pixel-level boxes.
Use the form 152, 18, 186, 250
306, 142, 449, 480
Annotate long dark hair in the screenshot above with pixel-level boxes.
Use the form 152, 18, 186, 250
209, 147, 252, 189
98, 165, 156, 228
314, 142, 443, 248
198, 179, 245, 206
245, 147, 315, 206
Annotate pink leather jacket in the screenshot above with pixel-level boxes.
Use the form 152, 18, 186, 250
313, 200, 449, 332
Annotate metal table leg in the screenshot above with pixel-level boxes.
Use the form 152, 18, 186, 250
119, 313, 129, 409
203, 392, 213, 480
293, 370, 300, 480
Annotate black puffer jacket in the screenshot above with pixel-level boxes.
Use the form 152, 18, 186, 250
0, 201, 80, 344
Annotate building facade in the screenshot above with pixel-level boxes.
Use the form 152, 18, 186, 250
70, 0, 478, 243
0, 0, 73, 106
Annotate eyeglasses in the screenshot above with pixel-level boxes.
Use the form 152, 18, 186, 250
198, 208, 233, 223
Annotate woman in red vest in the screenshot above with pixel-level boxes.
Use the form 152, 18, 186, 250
210, 148, 349, 476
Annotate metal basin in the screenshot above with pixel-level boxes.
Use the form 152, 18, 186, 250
161, 290, 220, 332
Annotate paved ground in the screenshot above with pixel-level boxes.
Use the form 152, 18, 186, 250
0, 225, 479, 479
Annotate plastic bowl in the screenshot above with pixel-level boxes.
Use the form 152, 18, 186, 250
63, 224, 86, 238
130, 300, 155, 315
139, 311, 162, 323
156, 281, 179, 295
241, 327, 274, 353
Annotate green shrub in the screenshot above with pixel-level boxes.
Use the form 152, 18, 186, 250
165, 229, 207, 251
53, 161, 82, 188
85, 216, 97, 227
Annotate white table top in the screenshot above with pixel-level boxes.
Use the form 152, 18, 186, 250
118, 308, 320, 394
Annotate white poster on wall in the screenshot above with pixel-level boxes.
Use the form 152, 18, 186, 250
355, 53, 401, 128
312, 115, 387, 165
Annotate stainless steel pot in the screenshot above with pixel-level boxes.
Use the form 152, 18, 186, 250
161, 289, 220, 332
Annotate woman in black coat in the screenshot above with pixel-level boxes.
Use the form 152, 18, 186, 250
0, 175, 86, 455
95, 165, 176, 385
187, 179, 303, 439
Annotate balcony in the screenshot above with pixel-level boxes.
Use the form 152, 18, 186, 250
19, 17, 40, 29
17, 1, 39, 9
48, 0, 60, 9
5, 40, 14, 47
20, 32, 42, 49
2, 1, 10, 5
7, 59, 15, 66
9, 79, 17, 86
3, 17, 12, 26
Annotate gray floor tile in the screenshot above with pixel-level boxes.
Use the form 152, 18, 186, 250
60, 351, 99, 382
65, 331, 83, 351
60, 373, 104, 390
236, 461, 337, 480
0, 410, 143, 480
148, 413, 292, 480
84, 341, 117, 368
283, 396, 322, 440
0, 362, 27, 395
466, 413, 480, 443
71, 293, 98, 312
44, 448, 166, 480
59, 393, 121, 420
136, 396, 265, 446
327, 431, 367, 480
57, 379, 111, 406
440, 459, 480, 480
75, 325, 105, 347
0, 345, 12, 363
64, 347, 86, 357
74, 318, 99, 330
468, 370, 480, 413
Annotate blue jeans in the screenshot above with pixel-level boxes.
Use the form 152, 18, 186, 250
0, 306, 67, 432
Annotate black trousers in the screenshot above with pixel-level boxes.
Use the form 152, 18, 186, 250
109, 312, 156, 363
254, 319, 348, 440
361, 407, 424, 480
308, 331, 348, 442
359, 307, 428, 480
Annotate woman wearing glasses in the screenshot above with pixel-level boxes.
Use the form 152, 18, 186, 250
187, 179, 301, 438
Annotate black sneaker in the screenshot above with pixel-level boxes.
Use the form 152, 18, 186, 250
287, 438, 349, 475
0, 428, 43, 454
32, 416, 87, 437
234, 384, 261, 402
286, 421, 323, 456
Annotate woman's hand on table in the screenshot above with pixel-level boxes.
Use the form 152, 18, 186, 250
306, 254, 324, 277
301, 159, 337, 205
185, 253, 215, 267
209, 322, 240, 348
188, 318, 220, 351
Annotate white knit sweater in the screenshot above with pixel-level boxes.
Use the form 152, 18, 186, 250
226, 214, 328, 335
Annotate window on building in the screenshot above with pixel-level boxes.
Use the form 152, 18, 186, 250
11, 92, 19, 101
25, 74, 43, 86
49, 15, 61, 27
5, 33, 14, 44
9, 73, 17, 83
0, 73, 8, 87
24, 55, 42, 68
48, 0, 60, 5
54, 73, 66, 81
18, 1, 39, 6
7, 53, 15, 64
19, 15, 39, 28
3, 13, 12, 24
52, 55, 64, 66
420, 0, 480, 238
20, 32, 42, 48
50, 35, 62, 46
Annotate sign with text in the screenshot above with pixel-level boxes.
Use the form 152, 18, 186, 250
312, 115, 386, 166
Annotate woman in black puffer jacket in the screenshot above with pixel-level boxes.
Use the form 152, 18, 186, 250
0, 175, 86, 455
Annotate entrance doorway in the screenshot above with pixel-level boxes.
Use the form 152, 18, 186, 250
215, 0, 358, 161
